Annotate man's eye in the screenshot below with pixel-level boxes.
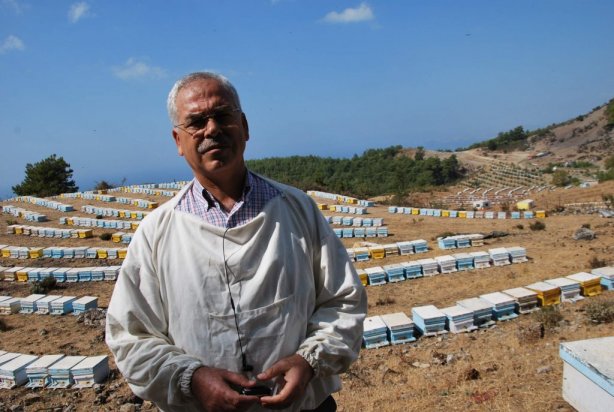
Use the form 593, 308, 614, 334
187, 118, 208, 129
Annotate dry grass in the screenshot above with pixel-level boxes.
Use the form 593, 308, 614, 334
1, 183, 613, 410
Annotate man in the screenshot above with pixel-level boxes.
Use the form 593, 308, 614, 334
106, 72, 367, 412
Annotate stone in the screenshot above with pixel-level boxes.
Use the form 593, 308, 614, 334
119, 404, 137, 412
39, 328, 48, 336
536, 365, 553, 374
573, 227, 595, 240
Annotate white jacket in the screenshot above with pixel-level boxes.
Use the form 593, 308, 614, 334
106, 179, 367, 411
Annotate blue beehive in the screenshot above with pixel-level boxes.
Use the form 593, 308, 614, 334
383, 264, 405, 283
78, 268, 92, 282
72, 296, 98, 315
401, 261, 423, 279
411, 239, 429, 253
438, 237, 456, 249
363, 316, 390, 349
453, 253, 474, 271
412, 305, 448, 337
364, 266, 386, 285
342, 228, 354, 238
353, 227, 366, 237
376, 226, 388, 237
333, 228, 343, 238
381, 312, 416, 345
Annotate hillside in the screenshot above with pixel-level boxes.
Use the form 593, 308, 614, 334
408, 100, 614, 189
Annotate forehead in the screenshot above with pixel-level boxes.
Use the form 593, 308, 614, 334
175, 78, 236, 117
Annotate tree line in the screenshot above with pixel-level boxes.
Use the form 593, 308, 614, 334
247, 145, 463, 198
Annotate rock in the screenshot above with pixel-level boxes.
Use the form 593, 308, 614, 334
77, 308, 107, 327
484, 231, 509, 239
9, 405, 23, 412
573, 227, 595, 240
39, 328, 48, 336
24, 393, 41, 405
94, 383, 104, 394
411, 362, 430, 369
537, 365, 553, 374
119, 404, 137, 412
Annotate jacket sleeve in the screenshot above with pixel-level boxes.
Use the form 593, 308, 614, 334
295, 212, 367, 377
105, 224, 201, 410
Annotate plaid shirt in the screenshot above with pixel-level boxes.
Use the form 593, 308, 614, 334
175, 171, 280, 228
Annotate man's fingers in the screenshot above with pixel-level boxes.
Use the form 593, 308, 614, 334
222, 370, 256, 388
256, 362, 284, 381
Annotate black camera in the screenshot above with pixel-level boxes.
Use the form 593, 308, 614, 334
240, 385, 273, 397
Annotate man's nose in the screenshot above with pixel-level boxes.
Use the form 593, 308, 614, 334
202, 116, 222, 138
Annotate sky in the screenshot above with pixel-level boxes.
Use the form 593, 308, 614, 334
1, 0, 614, 198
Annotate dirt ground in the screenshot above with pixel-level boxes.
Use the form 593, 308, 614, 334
1, 184, 613, 411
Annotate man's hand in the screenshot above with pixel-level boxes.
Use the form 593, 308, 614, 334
256, 354, 314, 410
191, 366, 260, 412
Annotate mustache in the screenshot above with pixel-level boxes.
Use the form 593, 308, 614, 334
196, 135, 229, 154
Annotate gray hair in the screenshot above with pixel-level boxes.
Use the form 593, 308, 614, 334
166, 72, 242, 125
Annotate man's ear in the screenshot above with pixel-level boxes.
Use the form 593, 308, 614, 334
241, 112, 250, 142
172, 129, 184, 156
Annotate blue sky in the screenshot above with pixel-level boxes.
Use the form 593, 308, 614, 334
1, 0, 614, 198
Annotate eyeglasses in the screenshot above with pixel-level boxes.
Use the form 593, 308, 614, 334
174, 106, 241, 136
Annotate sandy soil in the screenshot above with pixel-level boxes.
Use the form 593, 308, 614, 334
1, 184, 613, 411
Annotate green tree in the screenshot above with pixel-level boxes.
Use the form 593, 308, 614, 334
94, 180, 115, 191
552, 170, 571, 187
12, 154, 78, 197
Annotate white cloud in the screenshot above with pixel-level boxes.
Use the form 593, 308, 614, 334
68, 2, 90, 23
2, 0, 28, 14
112, 58, 166, 81
322, 2, 374, 24
0, 35, 25, 54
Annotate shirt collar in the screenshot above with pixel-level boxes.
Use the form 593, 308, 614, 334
193, 171, 253, 211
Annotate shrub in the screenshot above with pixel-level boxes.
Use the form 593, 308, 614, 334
99, 233, 112, 241
589, 256, 608, 269
581, 223, 591, 229
6, 219, 18, 226
436, 231, 456, 239
585, 298, 614, 324
533, 306, 563, 331
375, 296, 396, 306
516, 224, 524, 230
0, 318, 10, 332
30, 276, 58, 294
529, 221, 546, 231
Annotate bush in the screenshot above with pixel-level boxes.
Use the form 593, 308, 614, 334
589, 256, 608, 269
533, 306, 563, 331
30, 276, 58, 294
581, 223, 591, 229
585, 298, 614, 324
529, 221, 546, 231
99, 233, 112, 241
6, 219, 18, 226
0, 318, 9, 332
516, 224, 524, 230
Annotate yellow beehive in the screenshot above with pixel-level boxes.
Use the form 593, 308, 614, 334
78, 229, 93, 239
356, 269, 368, 286
442, 210, 450, 217
15, 226, 23, 235
119, 211, 126, 218
16, 267, 30, 282
566, 272, 602, 297
29, 247, 44, 259
328, 205, 337, 212
458, 211, 467, 218
66, 217, 74, 225
94, 195, 101, 201
148, 202, 158, 209
535, 210, 547, 218
131, 222, 140, 230
368, 246, 385, 260
118, 248, 128, 259
2, 248, 11, 258
411, 208, 419, 215
97, 249, 108, 259
526, 282, 560, 307
112, 232, 125, 243
131, 212, 138, 219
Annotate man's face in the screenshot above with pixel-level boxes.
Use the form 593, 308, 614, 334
172, 78, 249, 181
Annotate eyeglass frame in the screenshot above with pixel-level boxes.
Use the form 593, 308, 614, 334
173, 106, 242, 137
